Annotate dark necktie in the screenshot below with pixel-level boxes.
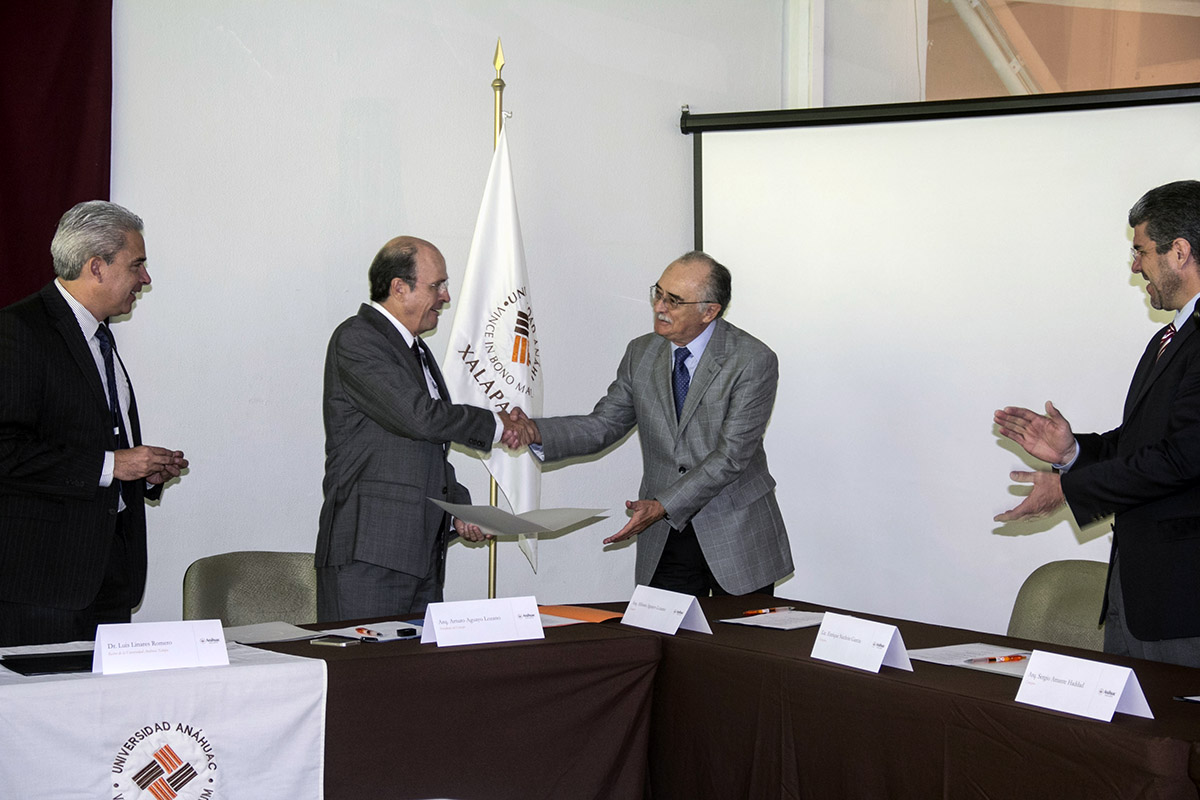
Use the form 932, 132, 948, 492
95, 324, 130, 449
673, 346, 691, 420
1156, 323, 1176, 362
412, 339, 446, 400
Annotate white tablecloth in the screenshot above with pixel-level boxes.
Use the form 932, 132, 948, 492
0, 642, 326, 799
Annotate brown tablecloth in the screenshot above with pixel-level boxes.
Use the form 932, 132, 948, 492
261, 595, 1200, 800
636, 594, 1200, 800
263, 620, 660, 800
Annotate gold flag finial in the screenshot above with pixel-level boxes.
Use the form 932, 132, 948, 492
492, 38, 506, 149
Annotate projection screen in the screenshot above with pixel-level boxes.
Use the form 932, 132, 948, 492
688, 85, 1200, 634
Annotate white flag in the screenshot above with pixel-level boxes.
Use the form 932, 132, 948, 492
444, 126, 543, 570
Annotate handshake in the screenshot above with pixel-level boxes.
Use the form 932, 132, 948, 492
499, 407, 541, 450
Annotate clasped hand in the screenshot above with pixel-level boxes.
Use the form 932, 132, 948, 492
499, 406, 541, 449
114, 445, 188, 485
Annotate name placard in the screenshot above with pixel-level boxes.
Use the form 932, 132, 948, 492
1014, 650, 1153, 721
421, 596, 544, 647
810, 612, 912, 673
93, 620, 228, 675
621, 585, 712, 635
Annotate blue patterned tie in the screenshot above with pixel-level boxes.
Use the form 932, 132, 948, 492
95, 324, 130, 448
673, 346, 691, 420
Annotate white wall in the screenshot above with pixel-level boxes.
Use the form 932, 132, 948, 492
110, 0, 787, 621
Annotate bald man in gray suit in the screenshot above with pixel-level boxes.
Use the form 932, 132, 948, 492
316, 236, 501, 621
506, 251, 793, 596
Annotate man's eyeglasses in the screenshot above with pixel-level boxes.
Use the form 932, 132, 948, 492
425, 279, 449, 293
650, 284, 713, 311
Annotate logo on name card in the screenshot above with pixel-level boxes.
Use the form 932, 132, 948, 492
453, 285, 541, 413
110, 721, 219, 799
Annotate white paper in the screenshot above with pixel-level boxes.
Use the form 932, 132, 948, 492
430, 499, 606, 536
1015, 650, 1154, 721
421, 596, 544, 647
93, 620, 229, 674
719, 610, 825, 630
320, 621, 422, 642
620, 585, 713, 635
810, 612, 912, 673
908, 643, 1031, 677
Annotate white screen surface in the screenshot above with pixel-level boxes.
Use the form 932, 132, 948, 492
701, 100, 1200, 633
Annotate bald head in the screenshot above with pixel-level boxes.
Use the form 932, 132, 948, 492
368, 236, 437, 301
369, 235, 451, 336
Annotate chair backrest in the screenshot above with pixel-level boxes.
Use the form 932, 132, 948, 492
1006, 559, 1108, 651
182, 551, 317, 627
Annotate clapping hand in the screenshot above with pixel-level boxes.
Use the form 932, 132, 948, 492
994, 401, 1077, 465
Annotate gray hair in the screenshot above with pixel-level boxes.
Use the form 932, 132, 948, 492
675, 250, 732, 317
50, 201, 144, 280
1128, 180, 1200, 258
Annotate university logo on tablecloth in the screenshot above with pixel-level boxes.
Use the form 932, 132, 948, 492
111, 721, 220, 799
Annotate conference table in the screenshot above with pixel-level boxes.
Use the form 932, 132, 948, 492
264, 594, 1200, 800
637, 594, 1200, 800
262, 619, 661, 800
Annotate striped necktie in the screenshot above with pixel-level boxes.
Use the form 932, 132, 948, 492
1156, 323, 1176, 362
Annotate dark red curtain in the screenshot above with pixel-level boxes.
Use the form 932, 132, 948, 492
0, 1, 112, 308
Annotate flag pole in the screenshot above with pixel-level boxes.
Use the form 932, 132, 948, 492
487, 38, 505, 600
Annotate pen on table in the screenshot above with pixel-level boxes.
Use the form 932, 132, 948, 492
742, 606, 794, 616
1173, 696, 1200, 704
964, 654, 1028, 664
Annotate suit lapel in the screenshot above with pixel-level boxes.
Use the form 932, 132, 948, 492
653, 337, 678, 430
358, 304, 423, 379
1125, 311, 1199, 421
42, 283, 109, 415
678, 323, 726, 430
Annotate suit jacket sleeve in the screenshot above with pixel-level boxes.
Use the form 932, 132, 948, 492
538, 327, 780, 528
1063, 353, 1200, 523
334, 319, 494, 451
536, 339, 641, 459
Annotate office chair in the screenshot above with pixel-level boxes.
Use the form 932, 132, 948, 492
1006, 559, 1107, 651
182, 550, 317, 627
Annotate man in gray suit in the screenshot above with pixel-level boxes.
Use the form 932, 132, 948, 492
316, 236, 503, 621
505, 251, 793, 596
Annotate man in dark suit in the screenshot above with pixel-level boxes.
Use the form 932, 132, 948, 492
0, 201, 188, 646
995, 180, 1200, 667
505, 251, 793, 597
317, 236, 508, 621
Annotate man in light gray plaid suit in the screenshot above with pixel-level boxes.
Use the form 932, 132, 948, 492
506, 251, 793, 596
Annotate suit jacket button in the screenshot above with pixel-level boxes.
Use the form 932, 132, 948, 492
108, 508, 118, 516
678, 466, 687, 474
441, 486, 448, 495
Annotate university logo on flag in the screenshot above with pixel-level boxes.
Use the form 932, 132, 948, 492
444, 125, 543, 568
512, 310, 532, 365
